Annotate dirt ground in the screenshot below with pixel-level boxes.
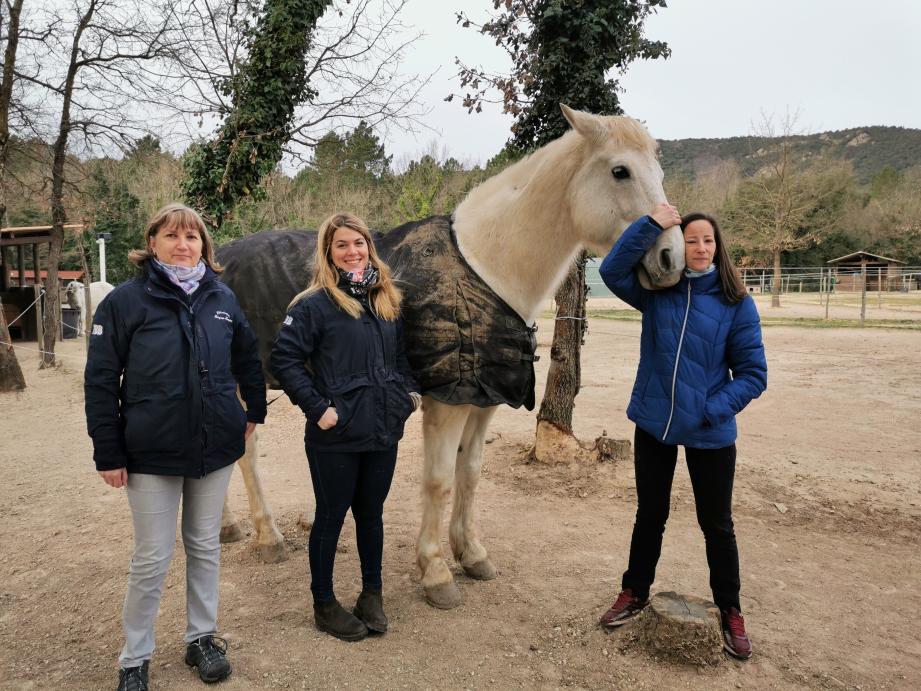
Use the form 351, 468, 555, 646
1, 295, 920, 690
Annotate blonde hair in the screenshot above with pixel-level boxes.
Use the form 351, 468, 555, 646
290, 212, 401, 320
128, 202, 222, 272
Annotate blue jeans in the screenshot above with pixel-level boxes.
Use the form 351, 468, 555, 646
305, 446, 398, 603
622, 426, 742, 611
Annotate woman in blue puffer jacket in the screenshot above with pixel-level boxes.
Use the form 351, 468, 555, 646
596, 203, 767, 661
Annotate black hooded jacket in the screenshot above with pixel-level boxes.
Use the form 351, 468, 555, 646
270, 288, 418, 452
84, 262, 266, 476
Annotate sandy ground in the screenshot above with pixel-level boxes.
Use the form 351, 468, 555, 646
1, 297, 920, 690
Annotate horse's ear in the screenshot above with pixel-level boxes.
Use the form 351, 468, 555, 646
560, 104, 605, 142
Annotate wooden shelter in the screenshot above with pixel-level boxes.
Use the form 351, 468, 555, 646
0, 224, 84, 340
826, 251, 909, 292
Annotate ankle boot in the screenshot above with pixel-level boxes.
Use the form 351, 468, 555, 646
313, 598, 369, 642
353, 588, 388, 633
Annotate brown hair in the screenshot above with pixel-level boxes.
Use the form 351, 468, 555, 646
290, 212, 401, 320
128, 202, 222, 272
680, 212, 747, 304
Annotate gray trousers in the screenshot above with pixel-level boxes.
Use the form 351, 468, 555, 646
119, 465, 233, 668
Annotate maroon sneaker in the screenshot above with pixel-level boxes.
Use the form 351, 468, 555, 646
721, 607, 753, 659
599, 588, 649, 627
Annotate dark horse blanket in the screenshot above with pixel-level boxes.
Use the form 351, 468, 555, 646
217, 216, 538, 410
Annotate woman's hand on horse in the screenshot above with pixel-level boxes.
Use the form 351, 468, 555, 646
99, 468, 128, 488
244, 421, 257, 441
317, 406, 338, 430
650, 202, 681, 229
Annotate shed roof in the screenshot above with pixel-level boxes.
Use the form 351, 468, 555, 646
826, 251, 906, 265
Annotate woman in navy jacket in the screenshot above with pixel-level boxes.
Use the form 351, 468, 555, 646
271, 212, 420, 642
597, 203, 767, 660
85, 203, 265, 690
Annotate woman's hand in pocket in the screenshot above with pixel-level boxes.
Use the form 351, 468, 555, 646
317, 406, 338, 430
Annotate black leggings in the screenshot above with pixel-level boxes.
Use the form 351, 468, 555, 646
305, 445, 398, 603
622, 426, 741, 611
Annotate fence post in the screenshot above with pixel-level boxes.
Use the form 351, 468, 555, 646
877, 267, 882, 308
859, 264, 867, 327
34, 284, 43, 349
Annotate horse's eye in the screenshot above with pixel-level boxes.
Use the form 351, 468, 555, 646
611, 166, 631, 180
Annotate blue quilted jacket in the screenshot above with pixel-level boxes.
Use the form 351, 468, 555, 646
600, 216, 767, 448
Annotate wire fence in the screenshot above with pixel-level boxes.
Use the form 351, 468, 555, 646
586, 261, 921, 295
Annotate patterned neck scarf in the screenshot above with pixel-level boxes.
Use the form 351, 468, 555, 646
154, 258, 207, 294
336, 263, 379, 297
685, 264, 716, 278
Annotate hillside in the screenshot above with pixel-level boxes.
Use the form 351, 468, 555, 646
658, 126, 921, 183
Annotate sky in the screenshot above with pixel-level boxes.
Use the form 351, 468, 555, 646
386, 0, 921, 165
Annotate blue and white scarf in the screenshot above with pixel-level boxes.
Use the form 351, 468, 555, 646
685, 264, 716, 278
155, 258, 207, 294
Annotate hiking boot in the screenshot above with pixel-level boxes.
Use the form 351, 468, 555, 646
598, 588, 649, 627
185, 635, 232, 683
721, 607, 753, 660
314, 598, 369, 641
117, 661, 149, 691
353, 588, 388, 633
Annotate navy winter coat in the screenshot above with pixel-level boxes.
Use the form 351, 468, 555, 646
600, 216, 767, 448
84, 262, 266, 476
270, 289, 419, 452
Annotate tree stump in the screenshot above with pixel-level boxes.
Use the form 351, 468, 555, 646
635, 591, 723, 666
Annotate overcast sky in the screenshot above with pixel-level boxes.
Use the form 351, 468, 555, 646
386, 0, 921, 165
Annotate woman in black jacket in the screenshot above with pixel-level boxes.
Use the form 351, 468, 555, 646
271, 212, 420, 642
85, 203, 266, 690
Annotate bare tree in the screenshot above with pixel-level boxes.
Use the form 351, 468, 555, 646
0, 0, 28, 389
727, 112, 853, 307
146, 0, 428, 159
21, 0, 177, 367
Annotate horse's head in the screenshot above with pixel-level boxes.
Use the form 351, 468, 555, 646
64, 280, 83, 299
560, 105, 684, 288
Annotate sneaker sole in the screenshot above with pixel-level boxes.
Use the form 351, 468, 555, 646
184, 657, 232, 684
722, 638, 753, 660
599, 605, 648, 628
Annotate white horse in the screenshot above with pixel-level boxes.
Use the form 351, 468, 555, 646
65, 280, 115, 336
219, 106, 685, 608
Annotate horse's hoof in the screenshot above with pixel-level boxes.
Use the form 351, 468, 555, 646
255, 540, 287, 564
220, 523, 244, 543
463, 558, 497, 581
424, 581, 463, 609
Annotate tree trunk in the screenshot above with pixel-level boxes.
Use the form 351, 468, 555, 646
40, 0, 92, 368
771, 248, 782, 308
0, 295, 26, 391
0, 0, 26, 228
533, 252, 587, 463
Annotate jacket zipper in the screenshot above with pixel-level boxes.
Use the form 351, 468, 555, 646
662, 281, 692, 441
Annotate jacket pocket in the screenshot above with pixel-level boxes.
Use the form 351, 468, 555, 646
123, 378, 190, 455
385, 379, 414, 435
205, 385, 247, 452
328, 376, 375, 441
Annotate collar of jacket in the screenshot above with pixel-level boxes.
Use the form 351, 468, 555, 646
679, 266, 722, 294
144, 260, 219, 300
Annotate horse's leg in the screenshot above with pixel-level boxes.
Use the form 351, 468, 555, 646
417, 399, 470, 609
449, 404, 498, 581
235, 428, 287, 563
219, 496, 244, 542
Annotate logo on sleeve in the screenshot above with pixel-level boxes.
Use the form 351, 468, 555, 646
91, 324, 103, 336
283, 316, 293, 326
214, 310, 233, 323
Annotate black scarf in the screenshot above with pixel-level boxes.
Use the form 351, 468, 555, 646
336, 264, 379, 297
